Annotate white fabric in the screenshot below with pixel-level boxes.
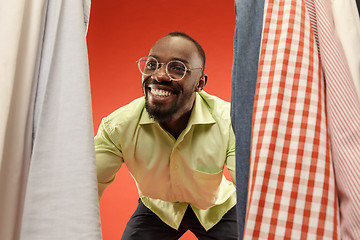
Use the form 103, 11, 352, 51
20, 0, 101, 239
331, 0, 360, 99
0, 1, 47, 239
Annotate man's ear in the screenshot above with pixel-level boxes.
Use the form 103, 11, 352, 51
195, 74, 208, 92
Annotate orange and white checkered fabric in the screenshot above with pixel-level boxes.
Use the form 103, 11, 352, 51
243, 0, 343, 238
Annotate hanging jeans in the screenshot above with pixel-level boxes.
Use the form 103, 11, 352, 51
230, 0, 264, 238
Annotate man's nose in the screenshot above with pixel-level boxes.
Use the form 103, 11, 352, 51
152, 64, 171, 82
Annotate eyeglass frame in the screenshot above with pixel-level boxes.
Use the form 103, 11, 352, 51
136, 56, 203, 81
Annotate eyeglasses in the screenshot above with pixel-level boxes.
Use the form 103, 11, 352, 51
136, 56, 202, 81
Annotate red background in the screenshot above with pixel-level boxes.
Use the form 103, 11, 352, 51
86, 0, 235, 239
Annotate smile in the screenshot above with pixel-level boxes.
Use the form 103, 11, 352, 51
150, 87, 175, 98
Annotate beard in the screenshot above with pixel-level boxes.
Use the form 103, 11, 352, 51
145, 97, 178, 122
143, 79, 193, 123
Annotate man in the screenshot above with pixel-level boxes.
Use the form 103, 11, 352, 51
95, 32, 237, 239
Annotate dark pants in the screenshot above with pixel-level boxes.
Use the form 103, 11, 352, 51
121, 199, 238, 240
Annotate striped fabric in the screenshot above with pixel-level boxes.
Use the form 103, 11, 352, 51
244, 0, 342, 238
306, 0, 360, 238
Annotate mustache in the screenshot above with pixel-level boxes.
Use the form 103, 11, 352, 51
143, 79, 180, 92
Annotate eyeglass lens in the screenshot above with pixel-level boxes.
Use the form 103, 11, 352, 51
138, 57, 187, 80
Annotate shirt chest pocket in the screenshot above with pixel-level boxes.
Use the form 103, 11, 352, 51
183, 126, 228, 174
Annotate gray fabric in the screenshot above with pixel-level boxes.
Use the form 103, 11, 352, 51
20, 0, 101, 239
83, 0, 91, 33
230, 0, 264, 238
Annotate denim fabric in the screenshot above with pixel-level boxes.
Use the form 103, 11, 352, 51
231, 0, 264, 238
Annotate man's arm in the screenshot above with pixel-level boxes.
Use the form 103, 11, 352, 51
226, 125, 236, 185
94, 118, 124, 199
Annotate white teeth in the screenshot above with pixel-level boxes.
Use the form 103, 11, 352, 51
151, 88, 173, 97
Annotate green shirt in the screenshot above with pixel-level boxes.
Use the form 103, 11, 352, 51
95, 91, 236, 230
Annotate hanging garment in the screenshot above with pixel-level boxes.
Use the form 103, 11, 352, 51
244, 0, 340, 238
308, 0, 360, 238
231, 0, 264, 237
331, 0, 360, 100
0, 1, 48, 239
232, 0, 360, 238
0, 0, 100, 239
20, 0, 102, 239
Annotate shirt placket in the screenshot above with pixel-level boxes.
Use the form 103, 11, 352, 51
169, 142, 184, 201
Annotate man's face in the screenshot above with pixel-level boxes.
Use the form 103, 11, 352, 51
142, 36, 204, 123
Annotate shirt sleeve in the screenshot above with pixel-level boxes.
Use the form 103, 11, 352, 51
226, 124, 236, 185
94, 118, 124, 199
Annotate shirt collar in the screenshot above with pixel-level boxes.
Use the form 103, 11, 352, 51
188, 92, 216, 125
139, 100, 156, 125
139, 92, 216, 126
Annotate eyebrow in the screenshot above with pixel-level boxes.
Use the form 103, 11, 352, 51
149, 55, 190, 65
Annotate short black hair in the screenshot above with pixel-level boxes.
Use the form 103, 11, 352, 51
166, 32, 206, 71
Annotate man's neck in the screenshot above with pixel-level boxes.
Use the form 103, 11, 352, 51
158, 93, 197, 139
160, 109, 192, 139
